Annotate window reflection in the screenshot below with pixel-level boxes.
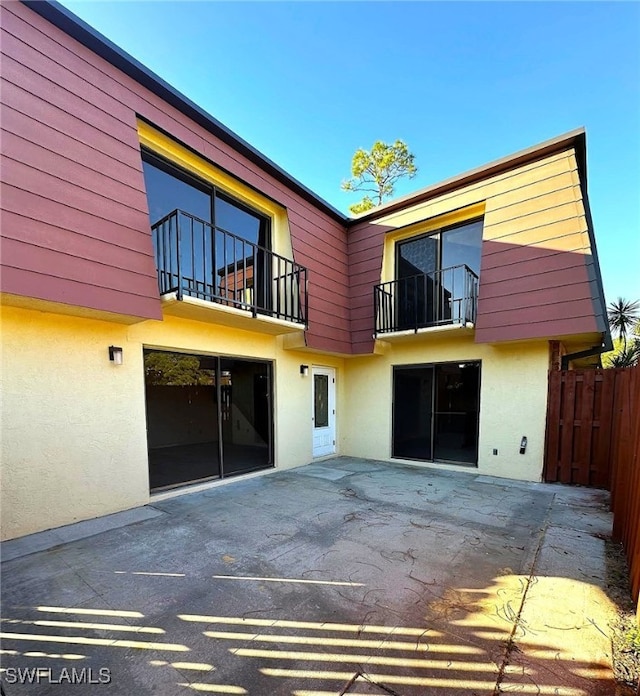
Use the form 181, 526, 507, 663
441, 220, 483, 276
142, 157, 211, 225
142, 151, 271, 309
395, 218, 482, 329
144, 350, 273, 490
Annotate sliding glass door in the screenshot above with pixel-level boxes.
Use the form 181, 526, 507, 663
392, 362, 480, 464
395, 219, 483, 329
219, 358, 272, 476
144, 350, 273, 491
392, 366, 434, 460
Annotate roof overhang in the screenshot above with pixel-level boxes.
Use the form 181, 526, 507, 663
21, 0, 347, 224
348, 129, 588, 225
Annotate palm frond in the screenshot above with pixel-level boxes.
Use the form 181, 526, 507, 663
608, 340, 640, 368
607, 297, 640, 350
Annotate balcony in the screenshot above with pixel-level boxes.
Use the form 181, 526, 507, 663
374, 264, 478, 337
152, 210, 308, 332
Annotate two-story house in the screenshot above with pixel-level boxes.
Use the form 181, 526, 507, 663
0, 0, 608, 540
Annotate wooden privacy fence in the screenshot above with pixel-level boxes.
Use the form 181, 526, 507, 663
544, 368, 624, 487
609, 365, 640, 604
544, 365, 640, 603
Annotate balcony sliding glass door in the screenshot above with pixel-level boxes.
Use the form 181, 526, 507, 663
142, 151, 271, 311
396, 234, 438, 330
387, 219, 483, 332
142, 150, 307, 325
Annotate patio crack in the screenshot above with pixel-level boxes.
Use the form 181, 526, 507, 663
492, 519, 549, 695
339, 670, 405, 695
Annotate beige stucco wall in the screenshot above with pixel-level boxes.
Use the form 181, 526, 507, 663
1, 305, 345, 540
2, 303, 547, 540
342, 331, 550, 482
1, 306, 148, 540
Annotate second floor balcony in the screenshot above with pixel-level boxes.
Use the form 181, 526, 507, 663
152, 210, 308, 331
374, 264, 479, 337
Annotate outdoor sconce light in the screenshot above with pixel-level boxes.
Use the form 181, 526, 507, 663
300, 364, 309, 376
109, 346, 124, 366
520, 436, 527, 455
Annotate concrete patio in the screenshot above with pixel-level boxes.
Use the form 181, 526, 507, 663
0, 458, 618, 695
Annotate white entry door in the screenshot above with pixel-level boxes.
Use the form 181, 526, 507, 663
312, 367, 336, 457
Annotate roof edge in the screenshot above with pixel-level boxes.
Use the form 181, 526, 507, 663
21, 0, 348, 224
348, 128, 588, 226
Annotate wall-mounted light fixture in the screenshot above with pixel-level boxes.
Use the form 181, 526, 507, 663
109, 346, 124, 366
300, 364, 309, 377
519, 436, 527, 455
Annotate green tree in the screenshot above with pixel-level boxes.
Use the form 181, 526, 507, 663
602, 335, 640, 368
603, 298, 640, 368
144, 352, 214, 386
607, 297, 640, 352
341, 140, 417, 214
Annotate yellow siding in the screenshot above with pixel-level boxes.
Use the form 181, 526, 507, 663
482, 217, 588, 256
371, 151, 572, 230
375, 151, 591, 283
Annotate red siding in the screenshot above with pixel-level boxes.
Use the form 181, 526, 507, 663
0, 2, 351, 350
1, 3, 605, 355
347, 221, 387, 353
475, 238, 600, 344
0, 4, 161, 321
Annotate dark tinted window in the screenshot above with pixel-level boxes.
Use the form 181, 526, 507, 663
397, 234, 438, 278
142, 156, 211, 225
396, 218, 483, 279
314, 374, 329, 428
216, 195, 265, 246
441, 220, 483, 275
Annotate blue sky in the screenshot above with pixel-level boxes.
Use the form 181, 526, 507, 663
60, 0, 640, 305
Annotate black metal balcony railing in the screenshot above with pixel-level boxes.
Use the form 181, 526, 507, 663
152, 210, 308, 326
374, 264, 479, 335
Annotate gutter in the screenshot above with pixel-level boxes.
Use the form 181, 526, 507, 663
561, 333, 614, 370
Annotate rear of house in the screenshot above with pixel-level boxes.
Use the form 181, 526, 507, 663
0, 0, 608, 540
345, 135, 608, 480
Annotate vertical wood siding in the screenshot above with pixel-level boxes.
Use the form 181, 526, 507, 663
0, 3, 351, 350
610, 365, 640, 604
544, 366, 640, 604
543, 369, 617, 488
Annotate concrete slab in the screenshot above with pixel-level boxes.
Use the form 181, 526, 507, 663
0, 459, 617, 695
295, 465, 355, 481
1, 507, 165, 562
499, 528, 616, 694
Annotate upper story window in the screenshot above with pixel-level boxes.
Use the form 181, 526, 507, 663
141, 151, 273, 311
396, 218, 483, 281
141, 151, 270, 249
395, 218, 483, 329
137, 120, 307, 326
375, 218, 483, 334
